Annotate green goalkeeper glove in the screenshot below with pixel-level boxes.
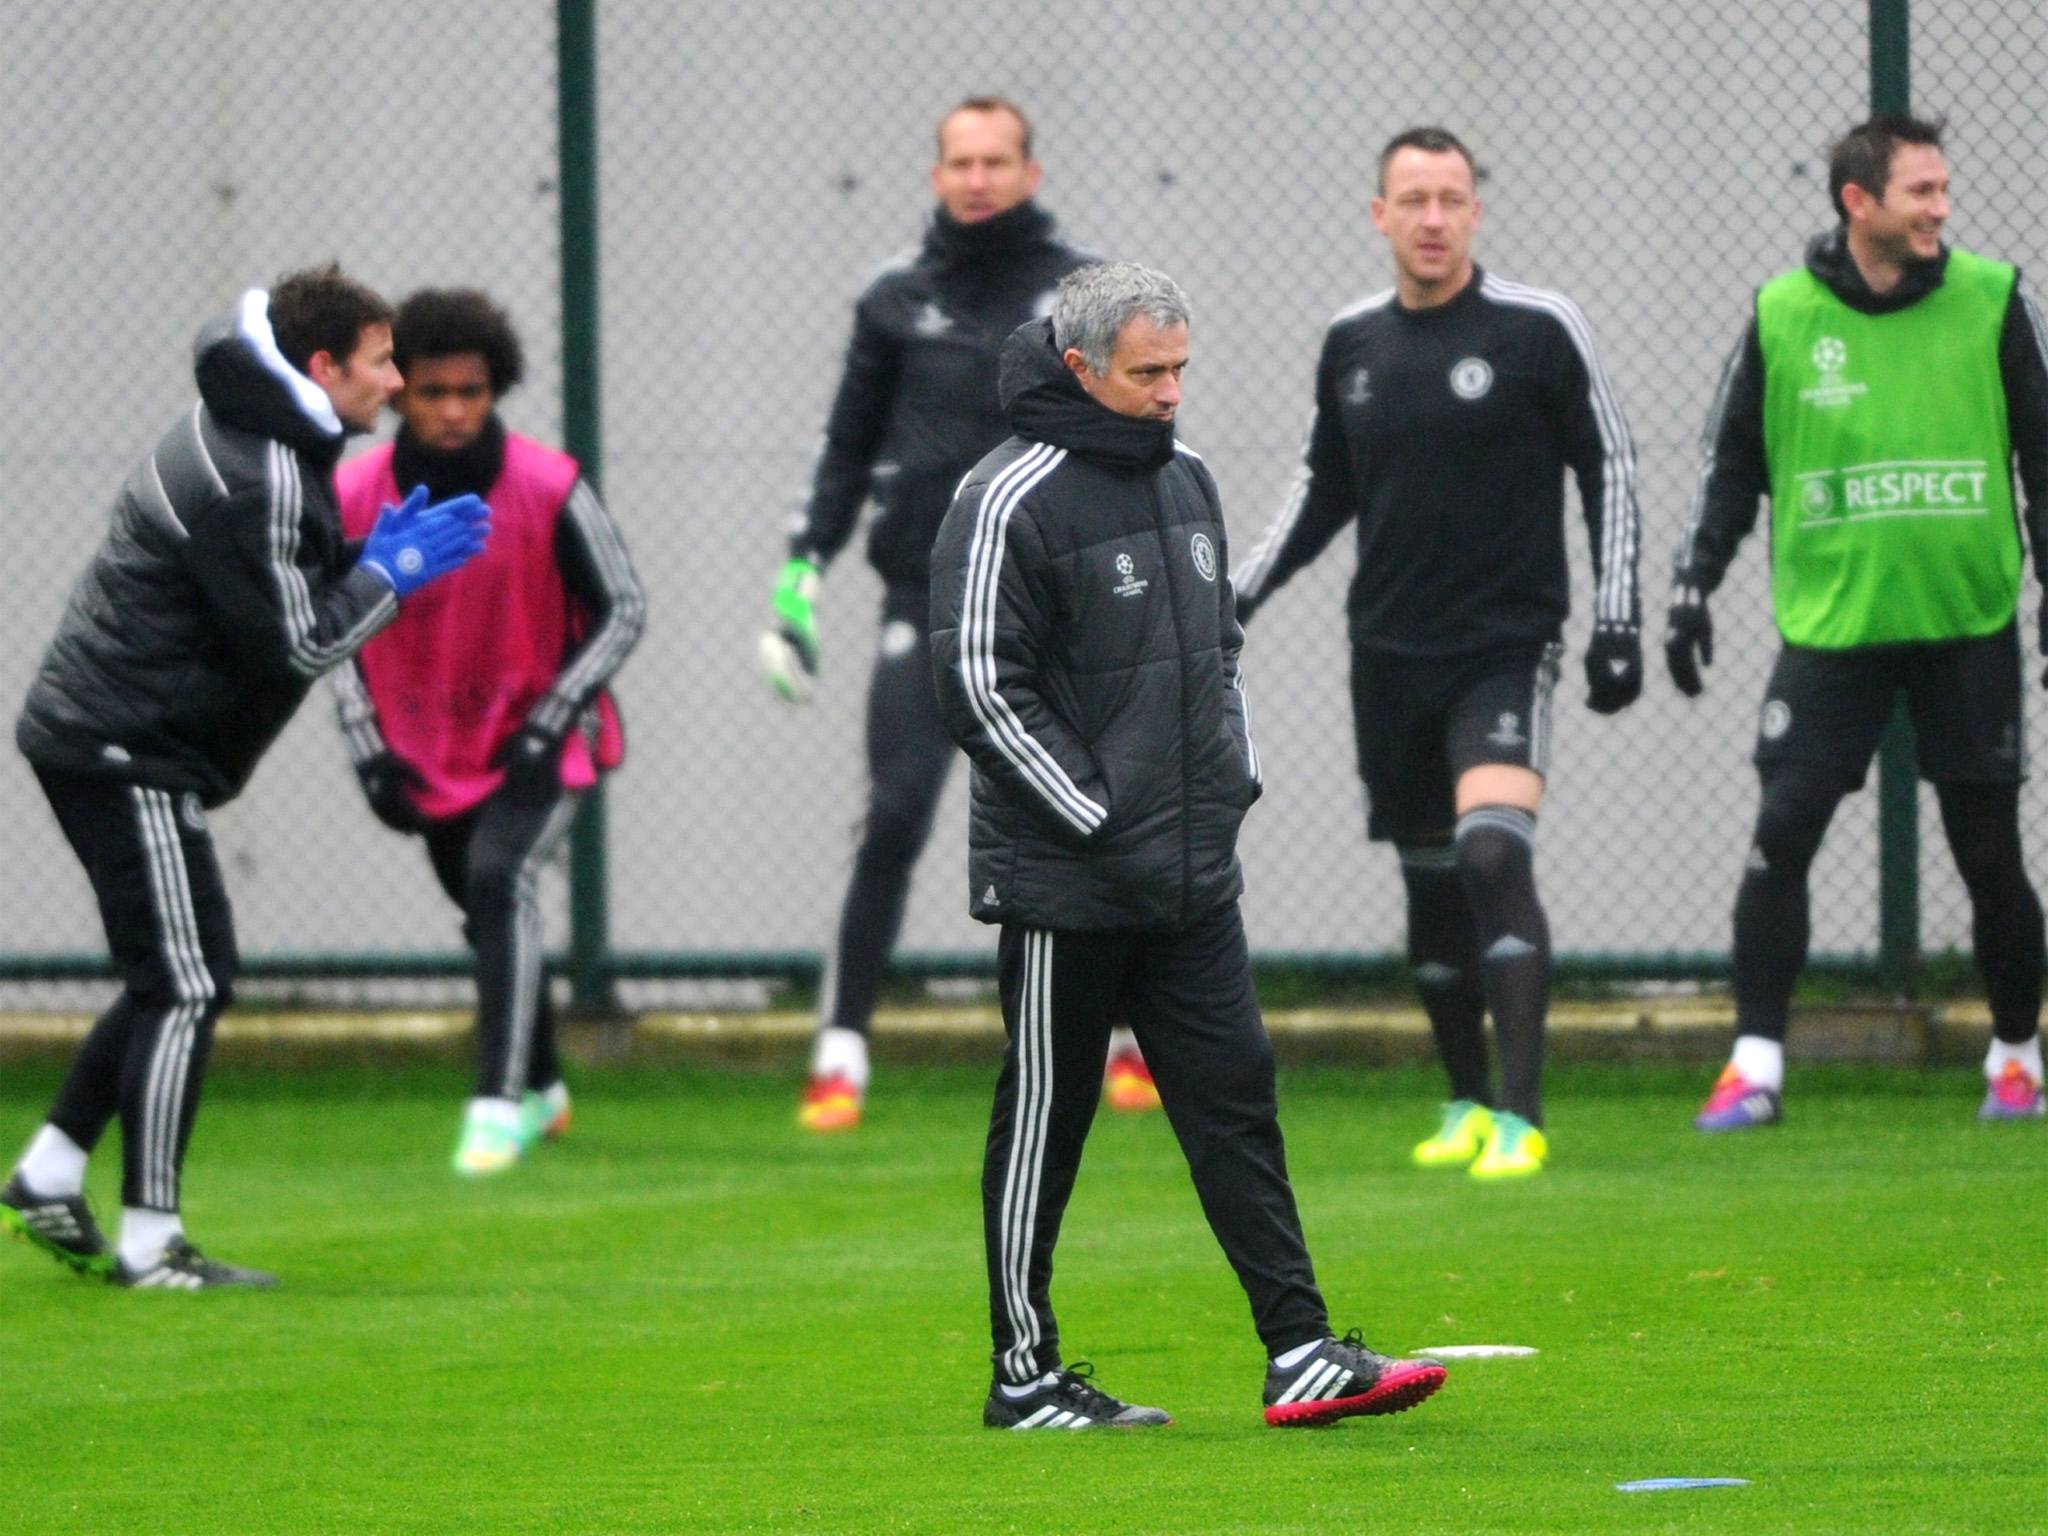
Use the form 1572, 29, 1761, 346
759, 558, 822, 704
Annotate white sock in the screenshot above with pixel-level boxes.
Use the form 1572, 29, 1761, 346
17, 1124, 88, 1197
811, 1027, 870, 1091
1107, 1026, 1138, 1060
997, 1371, 1061, 1399
1730, 1035, 1784, 1091
1986, 1035, 2044, 1081
1272, 1338, 1326, 1370
466, 1096, 520, 1131
118, 1207, 183, 1272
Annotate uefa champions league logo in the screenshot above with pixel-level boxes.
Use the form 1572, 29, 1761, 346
1811, 336, 1848, 374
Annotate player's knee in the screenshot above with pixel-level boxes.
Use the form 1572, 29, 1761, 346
1752, 767, 1842, 874
1453, 808, 1535, 892
858, 795, 938, 863
1947, 814, 2026, 893
464, 860, 523, 918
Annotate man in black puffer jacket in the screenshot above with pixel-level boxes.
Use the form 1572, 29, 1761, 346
931, 262, 1447, 1432
3, 266, 489, 1291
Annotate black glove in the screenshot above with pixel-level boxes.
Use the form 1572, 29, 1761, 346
494, 727, 564, 800
1665, 579, 1714, 698
1584, 622, 1643, 714
356, 752, 426, 833
2037, 604, 2048, 690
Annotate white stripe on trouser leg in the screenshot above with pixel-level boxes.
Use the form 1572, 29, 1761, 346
997, 930, 1055, 1383
133, 789, 214, 1211
500, 794, 580, 1100
139, 792, 208, 1211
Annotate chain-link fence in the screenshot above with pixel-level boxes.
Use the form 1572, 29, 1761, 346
1, 0, 2041, 999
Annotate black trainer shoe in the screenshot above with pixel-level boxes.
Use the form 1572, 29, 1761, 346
0, 1172, 114, 1278
1263, 1329, 1446, 1427
114, 1237, 277, 1290
983, 1362, 1173, 1430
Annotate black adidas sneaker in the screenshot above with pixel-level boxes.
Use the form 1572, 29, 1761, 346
115, 1237, 277, 1290
983, 1362, 1173, 1430
1263, 1330, 1446, 1427
0, 1172, 113, 1277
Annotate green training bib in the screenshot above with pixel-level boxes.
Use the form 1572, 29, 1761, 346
1757, 248, 2017, 648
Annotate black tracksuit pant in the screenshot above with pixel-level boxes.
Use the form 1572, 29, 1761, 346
824, 585, 954, 1036
983, 900, 1329, 1383
37, 768, 236, 1213
422, 775, 580, 1101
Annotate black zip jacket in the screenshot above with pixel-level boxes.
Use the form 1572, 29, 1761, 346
789, 200, 1091, 590
1675, 229, 2048, 595
1235, 266, 1640, 655
18, 293, 397, 806
929, 318, 1262, 932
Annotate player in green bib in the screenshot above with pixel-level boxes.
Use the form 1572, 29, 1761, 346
1667, 115, 2048, 1128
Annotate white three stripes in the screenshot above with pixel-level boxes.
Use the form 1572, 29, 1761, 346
131, 788, 215, 1211
960, 445, 1104, 836
1481, 275, 1641, 627
997, 929, 1055, 1383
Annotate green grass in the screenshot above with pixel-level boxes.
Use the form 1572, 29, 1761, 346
2, 1058, 2043, 1534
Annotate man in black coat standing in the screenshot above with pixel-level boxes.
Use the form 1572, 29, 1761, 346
765, 98, 1160, 1131
930, 261, 1447, 1431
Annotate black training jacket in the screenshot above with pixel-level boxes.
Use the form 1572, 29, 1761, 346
18, 293, 397, 807
1235, 265, 1640, 656
788, 200, 1091, 590
929, 318, 1262, 932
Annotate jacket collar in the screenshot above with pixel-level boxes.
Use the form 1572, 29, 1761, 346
190, 290, 349, 463
1804, 226, 1949, 315
998, 317, 1176, 470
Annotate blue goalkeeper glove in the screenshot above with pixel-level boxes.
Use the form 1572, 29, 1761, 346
759, 557, 822, 704
360, 486, 492, 598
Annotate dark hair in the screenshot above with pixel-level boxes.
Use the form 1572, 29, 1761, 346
1828, 114, 1946, 221
936, 96, 1033, 161
391, 287, 526, 396
267, 262, 393, 373
1377, 126, 1476, 194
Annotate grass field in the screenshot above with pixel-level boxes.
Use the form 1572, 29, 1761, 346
2, 1054, 2043, 1534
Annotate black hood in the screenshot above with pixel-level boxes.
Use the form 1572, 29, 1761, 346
1804, 226, 1949, 315
191, 290, 349, 463
924, 199, 1059, 270
998, 317, 1176, 471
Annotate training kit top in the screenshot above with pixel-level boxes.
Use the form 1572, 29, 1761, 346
332, 421, 645, 821
930, 318, 1260, 933
787, 200, 1091, 593
18, 290, 396, 807
1676, 229, 2048, 651
1234, 265, 1641, 658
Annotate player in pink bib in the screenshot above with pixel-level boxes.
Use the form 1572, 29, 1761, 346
333, 290, 646, 1175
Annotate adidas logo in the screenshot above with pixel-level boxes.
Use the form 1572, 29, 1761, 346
1610, 658, 1630, 675
982, 884, 999, 906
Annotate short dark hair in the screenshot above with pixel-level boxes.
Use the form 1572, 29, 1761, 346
391, 287, 526, 396
1377, 126, 1476, 194
1828, 114, 1946, 221
267, 262, 392, 374
936, 96, 1033, 161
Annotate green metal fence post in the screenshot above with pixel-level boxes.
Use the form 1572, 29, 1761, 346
1868, 0, 1920, 990
558, 0, 614, 1013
